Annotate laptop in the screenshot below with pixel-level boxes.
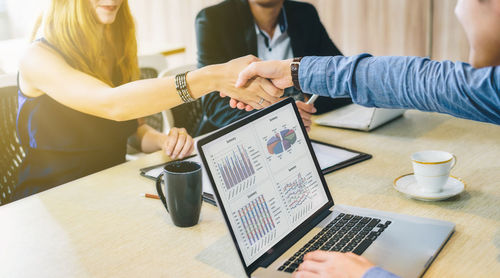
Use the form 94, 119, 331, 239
197, 98, 454, 278
315, 103, 405, 131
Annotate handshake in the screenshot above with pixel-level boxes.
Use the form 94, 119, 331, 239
214, 55, 316, 131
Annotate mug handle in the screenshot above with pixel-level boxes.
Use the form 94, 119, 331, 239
451, 154, 457, 169
155, 173, 169, 213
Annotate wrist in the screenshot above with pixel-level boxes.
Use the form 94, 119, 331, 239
155, 131, 167, 149
280, 59, 294, 88
290, 57, 302, 91
186, 65, 219, 99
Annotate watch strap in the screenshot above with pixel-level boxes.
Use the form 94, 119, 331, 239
291, 57, 303, 92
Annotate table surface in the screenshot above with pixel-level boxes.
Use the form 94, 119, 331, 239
1, 110, 499, 278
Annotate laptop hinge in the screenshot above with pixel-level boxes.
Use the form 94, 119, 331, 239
258, 209, 332, 268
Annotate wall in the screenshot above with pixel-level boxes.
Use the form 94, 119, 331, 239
304, 0, 469, 61
431, 0, 469, 61
304, 0, 431, 56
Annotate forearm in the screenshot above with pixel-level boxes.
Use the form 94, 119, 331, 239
299, 55, 500, 124
21, 44, 219, 122
102, 65, 219, 121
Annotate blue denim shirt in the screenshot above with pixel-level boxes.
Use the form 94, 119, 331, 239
299, 55, 500, 125
362, 267, 400, 278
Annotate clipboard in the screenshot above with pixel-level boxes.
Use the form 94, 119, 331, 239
139, 140, 371, 206
309, 140, 371, 174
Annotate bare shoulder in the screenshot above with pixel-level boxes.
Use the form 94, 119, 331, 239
19, 41, 70, 96
19, 41, 66, 75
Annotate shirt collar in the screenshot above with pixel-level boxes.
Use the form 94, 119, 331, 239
254, 7, 288, 39
277, 7, 288, 33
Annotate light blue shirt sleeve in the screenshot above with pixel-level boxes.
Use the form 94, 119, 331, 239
298, 55, 500, 125
362, 267, 400, 278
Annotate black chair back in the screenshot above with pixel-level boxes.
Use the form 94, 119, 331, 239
0, 85, 25, 205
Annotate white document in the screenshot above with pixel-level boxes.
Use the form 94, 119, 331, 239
311, 142, 359, 170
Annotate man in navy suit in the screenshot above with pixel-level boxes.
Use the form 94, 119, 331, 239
195, 0, 351, 135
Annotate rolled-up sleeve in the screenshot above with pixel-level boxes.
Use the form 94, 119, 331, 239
298, 55, 500, 125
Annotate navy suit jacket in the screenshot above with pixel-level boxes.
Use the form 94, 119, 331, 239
195, 0, 351, 134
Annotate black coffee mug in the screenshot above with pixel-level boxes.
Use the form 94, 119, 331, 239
155, 160, 202, 227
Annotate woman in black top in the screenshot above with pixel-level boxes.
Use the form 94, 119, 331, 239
15, 0, 282, 200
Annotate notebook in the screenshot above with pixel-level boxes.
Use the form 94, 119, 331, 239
315, 103, 405, 131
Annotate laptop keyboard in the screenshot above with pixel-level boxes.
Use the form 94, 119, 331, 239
277, 213, 392, 273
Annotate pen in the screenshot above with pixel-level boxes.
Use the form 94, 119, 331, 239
306, 94, 319, 105
142, 193, 160, 200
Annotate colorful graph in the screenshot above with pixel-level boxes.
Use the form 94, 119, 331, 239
216, 145, 256, 190
266, 129, 297, 155
281, 173, 309, 210
238, 195, 276, 246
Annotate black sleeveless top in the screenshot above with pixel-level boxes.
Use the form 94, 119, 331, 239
14, 39, 137, 200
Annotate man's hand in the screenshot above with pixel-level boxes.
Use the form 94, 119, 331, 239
224, 99, 315, 131
235, 59, 294, 90
222, 59, 294, 111
296, 101, 315, 132
292, 251, 374, 278
215, 55, 283, 109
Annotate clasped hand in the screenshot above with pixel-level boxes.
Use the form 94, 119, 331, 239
220, 57, 315, 131
215, 55, 283, 109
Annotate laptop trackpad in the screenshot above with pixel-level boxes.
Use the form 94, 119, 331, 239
364, 216, 451, 278
335, 205, 453, 278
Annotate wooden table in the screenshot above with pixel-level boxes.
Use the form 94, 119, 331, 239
1, 110, 499, 277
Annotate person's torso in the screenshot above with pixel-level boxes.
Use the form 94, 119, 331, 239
15, 39, 138, 189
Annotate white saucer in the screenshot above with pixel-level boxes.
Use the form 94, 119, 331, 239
393, 173, 465, 201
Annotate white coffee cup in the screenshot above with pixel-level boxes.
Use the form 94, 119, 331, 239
411, 150, 457, 193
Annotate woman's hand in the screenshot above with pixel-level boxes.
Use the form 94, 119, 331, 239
293, 251, 375, 278
161, 127, 195, 159
213, 55, 284, 109
136, 124, 193, 159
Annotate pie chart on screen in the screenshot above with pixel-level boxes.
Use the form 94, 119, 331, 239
266, 129, 297, 155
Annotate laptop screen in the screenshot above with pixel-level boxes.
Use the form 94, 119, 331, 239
200, 101, 330, 266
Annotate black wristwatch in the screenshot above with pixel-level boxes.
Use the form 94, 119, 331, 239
291, 57, 303, 92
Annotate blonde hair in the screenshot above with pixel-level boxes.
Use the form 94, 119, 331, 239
33, 0, 139, 86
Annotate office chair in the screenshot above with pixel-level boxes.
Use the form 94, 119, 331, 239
159, 64, 203, 136
139, 67, 165, 132
0, 74, 25, 205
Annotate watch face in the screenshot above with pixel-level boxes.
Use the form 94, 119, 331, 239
291, 64, 298, 71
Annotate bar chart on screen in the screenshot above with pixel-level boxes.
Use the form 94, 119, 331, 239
212, 142, 264, 200
233, 194, 281, 258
